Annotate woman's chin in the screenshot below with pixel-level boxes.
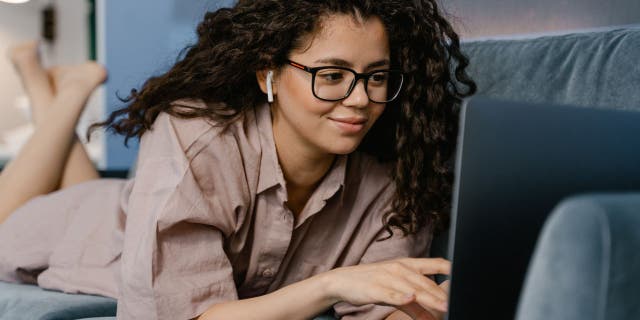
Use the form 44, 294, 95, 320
326, 139, 362, 155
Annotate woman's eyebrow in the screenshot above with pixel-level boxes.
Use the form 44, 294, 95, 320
366, 59, 390, 69
314, 58, 390, 69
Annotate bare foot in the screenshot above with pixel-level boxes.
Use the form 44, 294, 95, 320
8, 40, 41, 72
39, 63, 107, 121
8, 41, 53, 124
50, 62, 108, 96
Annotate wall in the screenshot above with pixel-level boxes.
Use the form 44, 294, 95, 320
100, 0, 640, 169
0, 1, 44, 132
0, 0, 103, 166
442, 0, 640, 39
99, 0, 234, 169
5, 0, 639, 169
1, 0, 234, 169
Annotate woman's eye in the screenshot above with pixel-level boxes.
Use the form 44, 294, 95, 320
370, 73, 388, 83
318, 72, 345, 82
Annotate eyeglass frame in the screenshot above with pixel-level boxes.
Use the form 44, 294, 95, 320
285, 59, 405, 103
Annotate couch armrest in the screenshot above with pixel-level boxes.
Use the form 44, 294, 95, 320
516, 193, 640, 320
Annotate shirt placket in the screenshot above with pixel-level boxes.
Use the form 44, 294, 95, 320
252, 196, 294, 292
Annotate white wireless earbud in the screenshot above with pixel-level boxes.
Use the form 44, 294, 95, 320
266, 70, 274, 103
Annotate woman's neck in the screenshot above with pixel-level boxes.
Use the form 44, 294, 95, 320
277, 143, 335, 191
272, 120, 335, 216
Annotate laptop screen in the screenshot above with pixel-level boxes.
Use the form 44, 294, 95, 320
446, 98, 640, 320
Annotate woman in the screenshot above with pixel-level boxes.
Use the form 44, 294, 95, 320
0, 1, 475, 319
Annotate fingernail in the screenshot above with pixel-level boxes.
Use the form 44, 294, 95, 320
440, 301, 449, 311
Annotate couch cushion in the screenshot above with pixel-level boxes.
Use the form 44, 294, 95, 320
0, 281, 342, 320
0, 281, 116, 320
463, 25, 640, 110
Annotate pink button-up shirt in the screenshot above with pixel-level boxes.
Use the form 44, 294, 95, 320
0, 100, 431, 320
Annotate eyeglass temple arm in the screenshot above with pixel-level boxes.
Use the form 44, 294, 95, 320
287, 60, 311, 72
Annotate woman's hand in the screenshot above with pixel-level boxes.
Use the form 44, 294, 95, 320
324, 258, 451, 320
389, 280, 450, 320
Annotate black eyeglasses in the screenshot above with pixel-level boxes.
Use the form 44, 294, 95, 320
286, 59, 404, 103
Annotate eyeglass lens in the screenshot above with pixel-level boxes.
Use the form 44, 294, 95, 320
313, 69, 402, 103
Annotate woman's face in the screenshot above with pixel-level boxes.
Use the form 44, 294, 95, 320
266, 14, 390, 157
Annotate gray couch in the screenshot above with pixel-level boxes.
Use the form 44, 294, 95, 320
0, 25, 638, 320
462, 25, 640, 320
516, 194, 640, 320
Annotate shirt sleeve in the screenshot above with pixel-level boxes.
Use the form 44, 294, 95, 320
334, 215, 433, 320
116, 113, 238, 320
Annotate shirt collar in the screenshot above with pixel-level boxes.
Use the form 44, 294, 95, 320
256, 103, 286, 194
317, 155, 347, 202
254, 103, 347, 205
294, 155, 347, 228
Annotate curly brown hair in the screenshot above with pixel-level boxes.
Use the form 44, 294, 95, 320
90, 0, 476, 238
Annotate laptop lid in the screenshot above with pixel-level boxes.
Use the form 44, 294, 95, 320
447, 97, 640, 320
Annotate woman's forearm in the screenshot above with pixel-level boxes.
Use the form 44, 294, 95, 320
198, 257, 449, 320
197, 272, 339, 320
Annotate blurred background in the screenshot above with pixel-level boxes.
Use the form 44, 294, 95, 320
446, 0, 640, 39
0, 0, 639, 171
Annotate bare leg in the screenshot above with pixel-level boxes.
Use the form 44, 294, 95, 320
8, 41, 100, 190
0, 62, 107, 224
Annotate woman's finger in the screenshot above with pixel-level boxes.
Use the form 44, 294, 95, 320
399, 258, 452, 276
383, 279, 448, 313
392, 262, 448, 302
377, 288, 416, 307
414, 290, 448, 313
439, 280, 450, 294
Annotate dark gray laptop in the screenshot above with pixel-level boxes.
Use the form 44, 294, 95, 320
447, 98, 640, 320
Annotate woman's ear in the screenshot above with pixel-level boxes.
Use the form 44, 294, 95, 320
256, 70, 277, 102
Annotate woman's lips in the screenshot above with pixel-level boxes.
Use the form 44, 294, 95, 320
328, 116, 368, 134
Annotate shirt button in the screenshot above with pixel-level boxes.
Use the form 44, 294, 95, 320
262, 268, 274, 278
